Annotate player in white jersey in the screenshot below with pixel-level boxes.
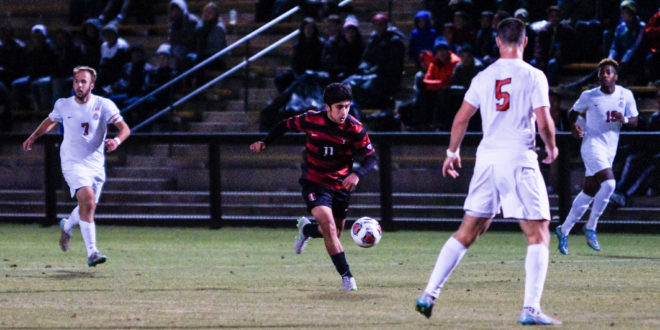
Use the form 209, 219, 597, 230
415, 18, 561, 325
23, 66, 131, 267
554, 58, 638, 255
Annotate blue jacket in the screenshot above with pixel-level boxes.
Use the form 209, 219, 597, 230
609, 18, 645, 63
408, 11, 437, 66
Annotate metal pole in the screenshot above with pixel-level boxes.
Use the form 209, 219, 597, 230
378, 143, 394, 230
209, 143, 222, 229
244, 40, 250, 112
44, 140, 58, 226
557, 135, 572, 221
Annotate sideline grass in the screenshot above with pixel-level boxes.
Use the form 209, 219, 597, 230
0, 223, 658, 329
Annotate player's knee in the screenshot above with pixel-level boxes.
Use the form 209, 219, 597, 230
583, 178, 599, 196
599, 179, 616, 197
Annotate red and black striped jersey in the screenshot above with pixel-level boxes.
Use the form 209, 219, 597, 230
263, 110, 377, 191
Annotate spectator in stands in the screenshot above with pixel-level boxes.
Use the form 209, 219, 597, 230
419, 38, 461, 131
321, 16, 364, 82
408, 10, 438, 70
453, 11, 476, 47
77, 18, 103, 68
343, 13, 405, 117
611, 88, 660, 206
321, 14, 342, 41
474, 11, 497, 66
142, 43, 177, 127
98, 23, 130, 95
609, 1, 646, 84
0, 82, 10, 131
514, 8, 535, 63
441, 22, 461, 54
0, 24, 27, 89
274, 17, 324, 93
549, 90, 570, 132
108, 43, 148, 108
643, 9, 660, 85
451, 43, 483, 90
533, 5, 576, 86
168, 0, 200, 72
52, 28, 83, 101
11, 24, 56, 112
193, 2, 228, 71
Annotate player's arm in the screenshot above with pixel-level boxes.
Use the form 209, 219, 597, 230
610, 111, 638, 127
250, 118, 289, 153
442, 100, 478, 178
22, 117, 58, 152
343, 144, 377, 192
105, 120, 131, 153
568, 109, 585, 138
534, 106, 558, 164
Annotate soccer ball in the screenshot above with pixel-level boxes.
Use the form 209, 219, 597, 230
351, 217, 382, 248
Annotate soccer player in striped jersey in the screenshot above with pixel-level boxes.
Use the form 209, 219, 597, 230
250, 82, 377, 291
554, 59, 638, 255
23, 66, 130, 267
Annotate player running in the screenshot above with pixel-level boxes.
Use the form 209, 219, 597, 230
415, 18, 561, 325
23, 66, 130, 267
250, 82, 377, 291
554, 58, 638, 255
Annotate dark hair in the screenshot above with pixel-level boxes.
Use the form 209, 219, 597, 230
323, 82, 352, 105
598, 58, 619, 73
496, 17, 526, 45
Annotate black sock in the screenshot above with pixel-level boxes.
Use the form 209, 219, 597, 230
302, 223, 322, 238
330, 252, 352, 277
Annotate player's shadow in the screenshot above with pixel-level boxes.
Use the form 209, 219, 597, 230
599, 255, 660, 261
48, 270, 103, 280
308, 291, 386, 301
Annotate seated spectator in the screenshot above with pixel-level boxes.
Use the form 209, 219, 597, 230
274, 17, 324, 93
533, 5, 576, 86
76, 18, 103, 68
643, 9, 660, 85
140, 43, 178, 129
321, 14, 342, 41
168, 0, 200, 72
450, 44, 483, 131
11, 24, 56, 112
192, 2, 228, 72
408, 10, 437, 70
441, 22, 461, 54
0, 24, 27, 88
52, 28, 83, 101
321, 15, 364, 82
98, 23, 130, 94
609, 1, 646, 84
343, 13, 405, 117
419, 38, 461, 130
452, 11, 476, 47
473, 10, 497, 65
549, 90, 570, 131
108, 43, 148, 108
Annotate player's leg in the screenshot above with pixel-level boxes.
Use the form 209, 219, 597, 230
416, 214, 492, 318
555, 176, 598, 254
518, 219, 561, 325
582, 168, 615, 251
59, 205, 80, 252
294, 182, 328, 254
311, 205, 356, 290
76, 186, 105, 266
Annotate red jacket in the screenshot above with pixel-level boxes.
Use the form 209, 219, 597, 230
421, 51, 461, 91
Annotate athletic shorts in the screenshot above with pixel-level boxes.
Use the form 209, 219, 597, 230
300, 179, 350, 220
62, 166, 105, 203
463, 161, 550, 221
581, 147, 614, 177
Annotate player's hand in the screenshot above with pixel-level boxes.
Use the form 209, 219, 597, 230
342, 173, 360, 192
104, 138, 119, 153
542, 145, 559, 164
22, 136, 35, 152
571, 124, 583, 139
442, 155, 461, 179
250, 141, 266, 152
610, 111, 625, 123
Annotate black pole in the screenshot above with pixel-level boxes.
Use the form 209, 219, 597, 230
557, 135, 572, 221
243, 40, 250, 112
378, 143, 394, 230
44, 140, 58, 226
209, 144, 222, 229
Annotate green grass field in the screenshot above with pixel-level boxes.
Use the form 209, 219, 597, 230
0, 223, 658, 329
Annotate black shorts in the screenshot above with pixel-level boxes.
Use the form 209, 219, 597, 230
300, 179, 350, 220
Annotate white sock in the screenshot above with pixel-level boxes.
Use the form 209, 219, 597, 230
79, 221, 98, 257
586, 179, 615, 231
523, 244, 549, 310
561, 191, 593, 236
424, 236, 467, 298
63, 206, 80, 234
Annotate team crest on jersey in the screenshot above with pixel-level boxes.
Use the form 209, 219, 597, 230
92, 113, 99, 120
308, 192, 316, 201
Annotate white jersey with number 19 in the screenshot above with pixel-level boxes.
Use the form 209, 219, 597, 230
464, 58, 549, 166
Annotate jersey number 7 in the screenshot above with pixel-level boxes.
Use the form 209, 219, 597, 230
495, 78, 512, 111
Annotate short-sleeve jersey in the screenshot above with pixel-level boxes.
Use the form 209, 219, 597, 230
464, 58, 549, 166
285, 110, 375, 191
48, 94, 124, 171
572, 85, 638, 159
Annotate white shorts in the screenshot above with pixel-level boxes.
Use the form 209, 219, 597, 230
581, 149, 614, 177
62, 167, 105, 203
463, 161, 550, 220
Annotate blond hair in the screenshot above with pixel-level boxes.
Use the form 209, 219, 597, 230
73, 66, 97, 82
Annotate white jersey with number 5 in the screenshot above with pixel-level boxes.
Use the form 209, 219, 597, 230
48, 94, 123, 172
464, 58, 549, 166
572, 85, 638, 163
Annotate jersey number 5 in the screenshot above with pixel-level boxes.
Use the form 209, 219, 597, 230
81, 122, 89, 136
495, 78, 512, 111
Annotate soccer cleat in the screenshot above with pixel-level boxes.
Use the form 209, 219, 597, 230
415, 293, 435, 319
554, 225, 569, 255
294, 216, 311, 254
342, 276, 357, 291
59, 218, 71, 252
519, 306, 562, 325
87, 251, 107, 267
584, 229, 601, 251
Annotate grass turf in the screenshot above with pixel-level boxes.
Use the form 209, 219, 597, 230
0, 223, 658, 328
